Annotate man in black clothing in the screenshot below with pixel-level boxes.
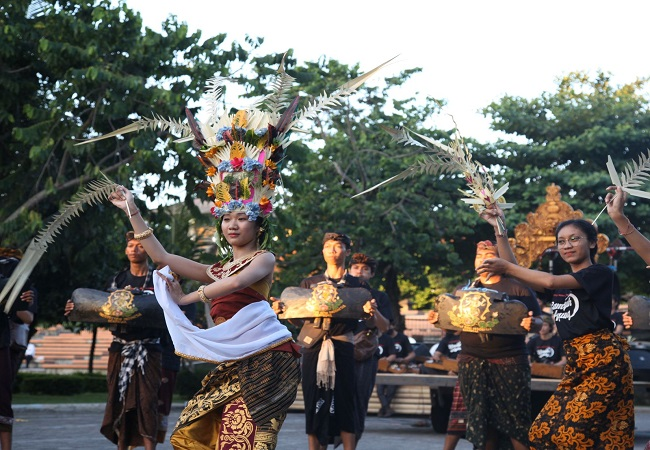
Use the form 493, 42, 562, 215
289, 233, 382, 450
348, 253, 391, 441
0, 249, 36, 450
66, 232, 162, 450
375, 324, 415, 417
456, 241, 541, 450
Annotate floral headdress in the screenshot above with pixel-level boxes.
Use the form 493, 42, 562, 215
78, 55, 396, 222
352, 125, 513, 233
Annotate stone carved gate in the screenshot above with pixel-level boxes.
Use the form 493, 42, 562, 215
509, 184, 609, 268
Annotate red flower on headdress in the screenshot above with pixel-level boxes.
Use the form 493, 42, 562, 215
231, 158, 244, 170
259, 197, 273, 214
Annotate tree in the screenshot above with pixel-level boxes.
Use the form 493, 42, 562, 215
0, 0, 262, 323
483, 72, 650, 294
253, 58, 492, 322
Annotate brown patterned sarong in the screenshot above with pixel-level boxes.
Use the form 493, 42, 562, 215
100, 347, 161, 447
171, 349, 300, 450
529, 330, 634, 449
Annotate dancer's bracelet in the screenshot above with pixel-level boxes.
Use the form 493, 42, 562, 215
619, 221, 635, 236
197, 285, 210, 303
133, 227, 154, 240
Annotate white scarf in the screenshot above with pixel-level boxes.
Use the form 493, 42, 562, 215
316, 336, 336, 390
154, 266, 291, 363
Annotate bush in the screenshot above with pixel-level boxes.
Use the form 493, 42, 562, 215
14, 372, 106, 395
175, 363, 214, 399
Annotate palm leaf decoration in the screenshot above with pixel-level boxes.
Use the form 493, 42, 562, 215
0, 175, 118, 313
592, 150, 650, 225
352, 125, 513, 232
75, 55, 398, 152
261, 58, 296, 116
74, 114, 191, 146
72, 54, 396, 233
606, 150, 650, 199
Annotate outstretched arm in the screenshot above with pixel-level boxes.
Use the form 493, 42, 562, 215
109, 186, 211, 282
480, 205, 518, 264
606, 186, 650, 266
477, 257, 582, 292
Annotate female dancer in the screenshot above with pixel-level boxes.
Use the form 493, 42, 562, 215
477, 214, 634, 449
108, 187, 300, 450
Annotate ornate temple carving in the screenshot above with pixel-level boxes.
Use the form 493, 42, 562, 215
509, 184, 609, 268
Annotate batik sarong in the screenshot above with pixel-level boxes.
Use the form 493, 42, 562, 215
529, 330, 634, 449
458, 354, 531, 448
171, 349, 300, 450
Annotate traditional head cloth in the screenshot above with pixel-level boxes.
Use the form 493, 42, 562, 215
322, 232, 352, 248
350, 252, 377, 273
476, 240, 497, 253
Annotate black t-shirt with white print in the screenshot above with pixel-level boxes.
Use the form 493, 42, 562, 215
546, 264, 615, 341
527, 334, 564, 363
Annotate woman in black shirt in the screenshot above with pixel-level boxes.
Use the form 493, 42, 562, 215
477, 218, 634, 450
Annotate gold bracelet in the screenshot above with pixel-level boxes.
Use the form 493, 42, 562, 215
133, 227, 154, 240
619, 221, 635, 236
197, 285, 210, 303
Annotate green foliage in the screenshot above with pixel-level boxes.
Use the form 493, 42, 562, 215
4, 1, 650, 332
248, 58, 489, 319
0, 0, 258, 324
14, 372, 106, 395
175, 363, 213, 399
398, 267, 465, 311
483, 71, 650, 294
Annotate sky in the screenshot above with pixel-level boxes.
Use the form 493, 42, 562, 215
123, 0, 650, 144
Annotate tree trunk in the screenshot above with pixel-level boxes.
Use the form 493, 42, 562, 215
383, 264, 403, 329
88, 325, 97, 374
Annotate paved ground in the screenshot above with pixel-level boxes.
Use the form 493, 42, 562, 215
11, 403, 650, 449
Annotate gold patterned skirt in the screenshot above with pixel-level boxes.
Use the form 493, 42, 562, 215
170, 349, 300, 450
529, 330, 634, 449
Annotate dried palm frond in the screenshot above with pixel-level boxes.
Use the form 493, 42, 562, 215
1, 175, 118, 313
262, 56, 297, 115
353, 125, 513, 232
592, 150, 650, 225
75, 114, 191, 146
72, 55, 396, 232
284, 56, 399, 137
606, 151, 650, 198
203, 76, 231, 123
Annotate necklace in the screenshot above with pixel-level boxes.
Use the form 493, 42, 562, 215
223, 250, 263, 270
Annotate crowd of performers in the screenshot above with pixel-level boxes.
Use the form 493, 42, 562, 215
94, 182, 645, 449
0, 185, 646, 450
2, 53, 648, 449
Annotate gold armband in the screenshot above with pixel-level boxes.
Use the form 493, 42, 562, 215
133, 227, 154, 241
197, 285, 210, 303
